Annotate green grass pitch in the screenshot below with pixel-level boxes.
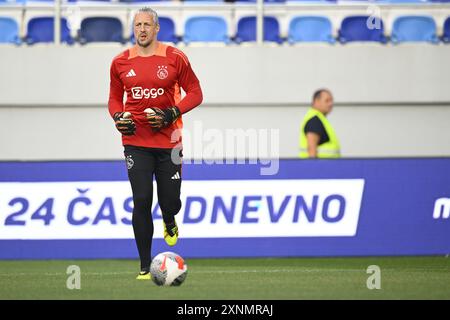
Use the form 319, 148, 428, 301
0, 257, 449, 300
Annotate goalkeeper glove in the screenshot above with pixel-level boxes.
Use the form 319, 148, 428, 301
147, 107, 181, 131
113, 112, 136, 136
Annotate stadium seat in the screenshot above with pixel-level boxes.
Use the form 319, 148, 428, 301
130, 16, 178, 43
381, 0, 429, 3
391, 16, 438, 43
157, 17, 178, 43
236, 0, 286, 3
0, 17, 20, 44
235, 16, 282, 43
119, 0, 167, 2
287, 0, 337, 2
16, 0, 54, 2
338, 16, 387, 43
288, 16, 335, 43
26, 17, 73, 44
80, 17, 123, 44
443, 17, 450, 43
184, 16, 229, 44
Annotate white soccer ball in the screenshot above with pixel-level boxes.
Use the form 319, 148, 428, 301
121, 112, 132, 119
150, 252, 188, 286
144, 108, 155, 115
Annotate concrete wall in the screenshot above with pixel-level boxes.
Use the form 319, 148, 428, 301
1, 104, 449, 160
1, 45, 450, 104
0, 45, 449, 160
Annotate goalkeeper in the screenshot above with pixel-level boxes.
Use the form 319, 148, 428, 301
108, 7, 203, 280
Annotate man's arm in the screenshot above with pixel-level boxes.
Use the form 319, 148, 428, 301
173, 49, 203, 114
304, 116, 326, 158
306, 132, 320, 158
108, 60, 136, 135
108, 61, 125, 118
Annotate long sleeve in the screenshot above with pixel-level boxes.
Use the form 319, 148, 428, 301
173, 51, 203, 114
108, 61, 124, 118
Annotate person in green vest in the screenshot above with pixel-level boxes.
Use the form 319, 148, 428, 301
299, 89, 341, 158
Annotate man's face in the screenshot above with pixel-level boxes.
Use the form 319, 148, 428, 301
134, 12, 159, 47
314, 91, 334, 115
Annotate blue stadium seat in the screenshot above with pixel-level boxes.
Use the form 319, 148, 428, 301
157, 17, 178, 43
16, 0, 54, 2
391, 16, 438, 43
236, 0, 286, 3
235, 16, 282, 43
119, 0, 166, 2
288, 16, 335, 43
443, 17, 450, 43
287, 0, 336, 2
377, 0, 429, 3
338, 16, 387, 43
26, 17, 73, 44
80, 17, 123, 44
184, 16, 229, 44
0, 17, 20, 44
184, 0, 224, 2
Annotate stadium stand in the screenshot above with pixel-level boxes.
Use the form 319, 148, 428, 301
236, 0, 286, 3
382, 0, 430, 3
119, 0, 170, 2
338, 15, 387, 43
286, 0, 337, 2
288, 16, 335, 43
26, 17, 74, 44
443, 16, 450, 42
184, 0, 225, 2
79, 17, 124, 43
235, 16, 282, 43
0, 17, 20, 44
184, 16, 229, 43
391, 15, 438, 43
0, 2, 449, 44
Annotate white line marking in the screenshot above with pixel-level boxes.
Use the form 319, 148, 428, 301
0, 267, 448, 277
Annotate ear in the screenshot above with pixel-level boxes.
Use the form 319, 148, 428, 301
155, 23, 160, 33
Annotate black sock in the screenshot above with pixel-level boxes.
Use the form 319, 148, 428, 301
132, 211, 154, 270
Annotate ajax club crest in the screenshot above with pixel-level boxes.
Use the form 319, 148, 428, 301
126, 155, 134, 170
157, 65, 168, 80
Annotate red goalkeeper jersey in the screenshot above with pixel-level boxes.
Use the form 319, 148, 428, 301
108, 42, 203, 149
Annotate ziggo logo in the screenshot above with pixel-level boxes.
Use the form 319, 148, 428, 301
131, 87, 164, 99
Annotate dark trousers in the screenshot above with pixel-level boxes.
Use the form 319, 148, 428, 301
124, 145, 182, 270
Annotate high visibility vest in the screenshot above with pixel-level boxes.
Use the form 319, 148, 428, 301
299, 108, 341, 158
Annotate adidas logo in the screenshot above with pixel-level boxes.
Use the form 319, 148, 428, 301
126, 69, 136, 77
171, 172, 181, 180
